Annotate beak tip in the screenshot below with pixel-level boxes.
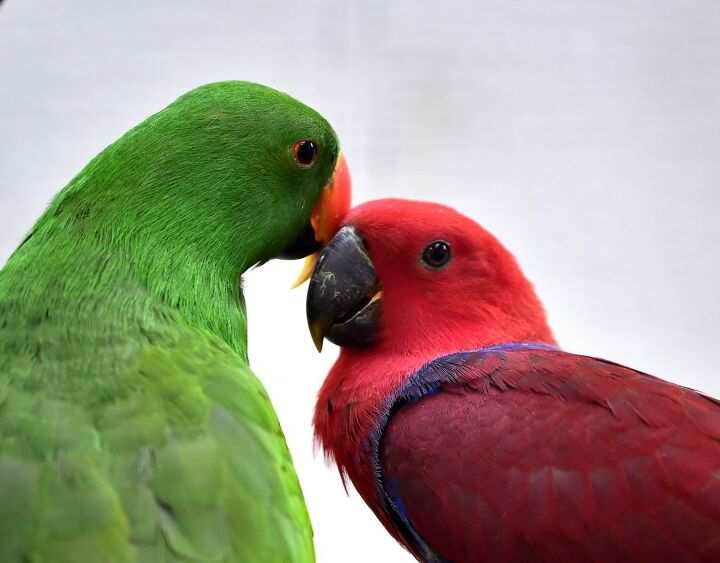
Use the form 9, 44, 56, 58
291, 255, 319, 289
290, 278, 306, 290
309, 320, 326, 352
311, 331, 324, 353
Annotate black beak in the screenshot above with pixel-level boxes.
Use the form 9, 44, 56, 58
306, 225, 382, 351
277, 222, 322, 260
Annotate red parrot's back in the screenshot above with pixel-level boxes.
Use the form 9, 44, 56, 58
379, 345, 720, 562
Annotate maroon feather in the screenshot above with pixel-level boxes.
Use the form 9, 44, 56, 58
378, 347, 720, 562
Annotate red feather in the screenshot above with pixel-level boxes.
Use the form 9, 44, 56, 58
312, 200, 720, 562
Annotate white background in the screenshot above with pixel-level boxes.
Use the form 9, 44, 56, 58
1, 1, 719, 561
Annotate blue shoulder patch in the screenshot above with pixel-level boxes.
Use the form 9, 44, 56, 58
368, 341, 559, 561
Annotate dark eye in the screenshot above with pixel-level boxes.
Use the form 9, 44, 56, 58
292, 140, 318, 167
422, 240, 451, 269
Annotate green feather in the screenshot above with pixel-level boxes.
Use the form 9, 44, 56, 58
0, 81, 336, 562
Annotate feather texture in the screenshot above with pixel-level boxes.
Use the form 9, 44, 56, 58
1, 81, 339, 562
311, 199, 720, 563
376, 345, 720, 562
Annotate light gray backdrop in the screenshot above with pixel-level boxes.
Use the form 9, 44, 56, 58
1, 1, 719, 561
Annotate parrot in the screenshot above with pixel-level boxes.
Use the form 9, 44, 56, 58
0, 81, 351, 562
306, 198, 720, 563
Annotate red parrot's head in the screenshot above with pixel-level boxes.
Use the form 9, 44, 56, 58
306, 198, 556, 361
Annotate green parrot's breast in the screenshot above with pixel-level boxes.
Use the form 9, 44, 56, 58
0, 289, 314, 562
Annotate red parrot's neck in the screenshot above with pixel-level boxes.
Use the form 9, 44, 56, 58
314, 346, 438, 545
313, 320, 557, 541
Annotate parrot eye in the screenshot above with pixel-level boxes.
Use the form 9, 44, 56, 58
292, 140, 318, 167
421, 240, 451, 269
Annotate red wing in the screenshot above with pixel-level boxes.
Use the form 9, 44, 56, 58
380, 349, 720, 563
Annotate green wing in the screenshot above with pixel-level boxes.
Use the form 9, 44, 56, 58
0, 329, 314, 563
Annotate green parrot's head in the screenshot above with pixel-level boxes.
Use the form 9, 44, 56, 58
47, 81, 350, 277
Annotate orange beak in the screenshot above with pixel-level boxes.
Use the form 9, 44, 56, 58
292, 152, 352, 288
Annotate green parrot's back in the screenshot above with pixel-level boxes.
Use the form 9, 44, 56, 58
0, 265, 314, 563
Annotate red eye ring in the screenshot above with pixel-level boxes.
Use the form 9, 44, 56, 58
293, 140, 318, 167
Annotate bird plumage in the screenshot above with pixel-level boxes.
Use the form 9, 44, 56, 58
380, 345, 720, 562
309, 199, 720, 563
1, 81, 344, 562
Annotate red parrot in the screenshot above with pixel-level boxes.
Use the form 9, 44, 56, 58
306, 198, 720, 563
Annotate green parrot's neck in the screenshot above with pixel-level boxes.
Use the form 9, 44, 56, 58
2, 203, 251, 361
1, 81, 337, 363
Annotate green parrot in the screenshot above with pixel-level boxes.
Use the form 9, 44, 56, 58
0, 81, 351, 562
